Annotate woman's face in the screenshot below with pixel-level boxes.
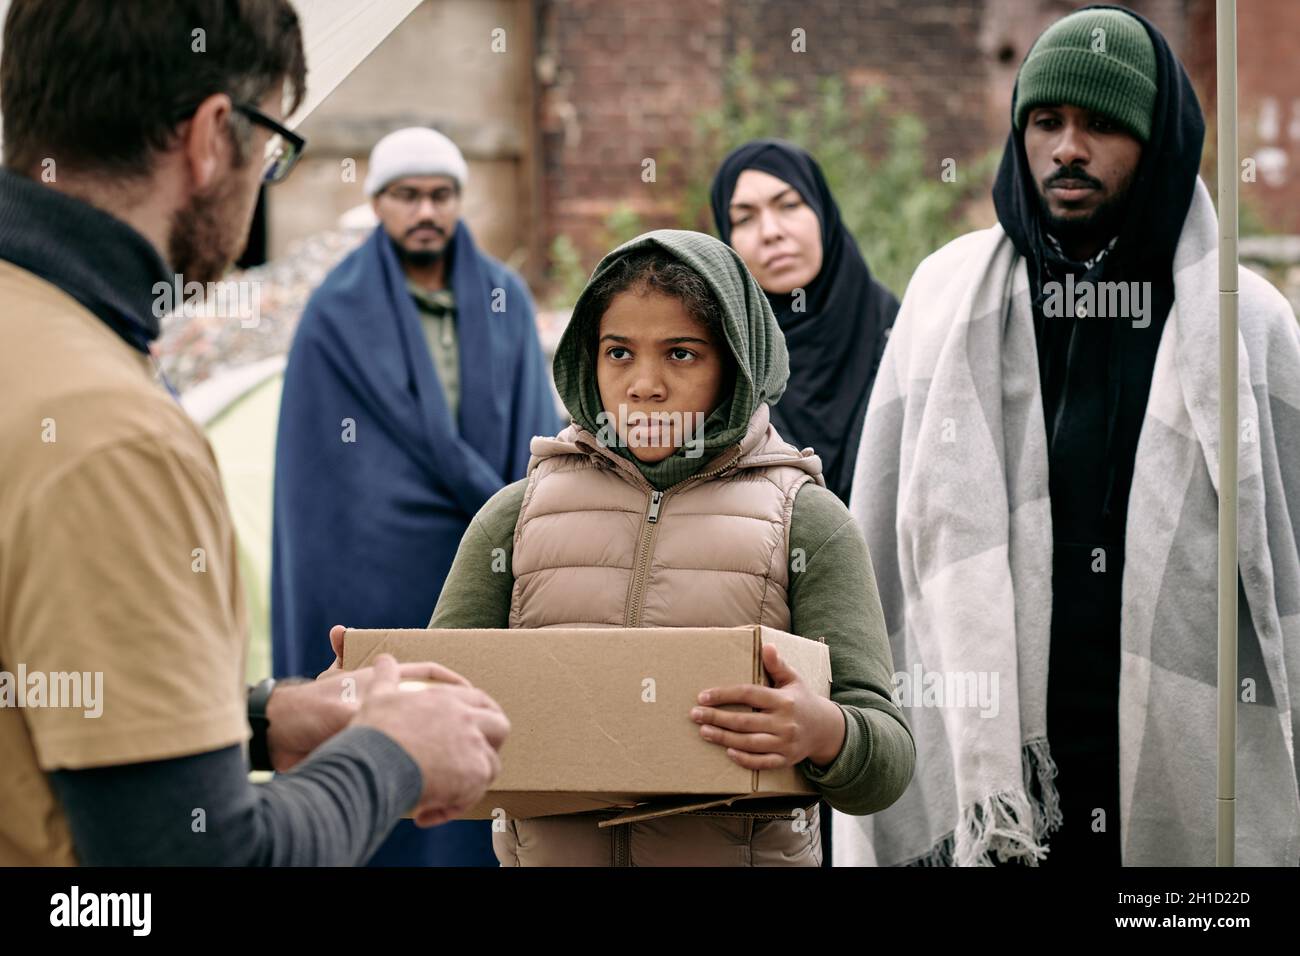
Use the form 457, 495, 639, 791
595, 290, 730, 464
726, 168, 823, 295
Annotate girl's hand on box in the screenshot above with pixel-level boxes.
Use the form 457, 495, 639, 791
690, 643, 846, 771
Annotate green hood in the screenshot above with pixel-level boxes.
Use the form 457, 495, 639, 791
553, 229, 790, 490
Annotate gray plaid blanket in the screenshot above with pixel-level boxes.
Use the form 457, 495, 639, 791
837, 179, 1300, 866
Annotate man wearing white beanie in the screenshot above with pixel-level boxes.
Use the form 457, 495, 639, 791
272, 128, 562, 868
359, 127, 475, 379
364, 126, 470, 197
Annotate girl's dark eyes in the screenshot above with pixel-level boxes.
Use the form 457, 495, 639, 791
604, 347, 697, 361
782, 201, 801, 210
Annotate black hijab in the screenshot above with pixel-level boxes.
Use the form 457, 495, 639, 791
992, 4, 1205, 533
710, 140, 900, 503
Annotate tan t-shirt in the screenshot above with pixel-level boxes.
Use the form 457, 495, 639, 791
0, 261, 249, 865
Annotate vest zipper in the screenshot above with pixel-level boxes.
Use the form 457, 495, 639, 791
625, 492, 663, 626
623, 449, 745, 628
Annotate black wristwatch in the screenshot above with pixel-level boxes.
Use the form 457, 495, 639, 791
247, 677, 277, 772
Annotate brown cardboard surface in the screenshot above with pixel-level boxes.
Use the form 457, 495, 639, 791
341, 625, 832, 820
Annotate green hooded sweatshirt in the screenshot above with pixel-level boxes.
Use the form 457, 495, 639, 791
429, 230, 914, 818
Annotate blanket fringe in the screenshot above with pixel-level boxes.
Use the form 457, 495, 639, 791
906, 738, 1063, 867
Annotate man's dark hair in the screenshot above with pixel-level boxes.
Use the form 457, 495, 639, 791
581, 248, 728, 347
1, 0, 307, 178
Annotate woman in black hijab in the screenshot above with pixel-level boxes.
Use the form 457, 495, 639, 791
710, 140, 899, 503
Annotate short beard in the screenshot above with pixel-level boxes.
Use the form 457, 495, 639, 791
167, 160, 248, 285
393, 236, 444, 269
1036, 183, 1132, 255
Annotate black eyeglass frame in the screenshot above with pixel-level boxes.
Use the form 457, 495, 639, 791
173, 97, 306, 185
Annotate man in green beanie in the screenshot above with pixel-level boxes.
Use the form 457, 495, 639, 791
1014, 6, 1154, 264
839, 5, 1300, 868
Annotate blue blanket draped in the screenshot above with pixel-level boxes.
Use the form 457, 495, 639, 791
271, 221, 560, 866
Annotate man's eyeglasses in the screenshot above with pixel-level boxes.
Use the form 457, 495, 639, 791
381, 185, 459, 209
233, 101, 305, 185
173, 98, 306, 185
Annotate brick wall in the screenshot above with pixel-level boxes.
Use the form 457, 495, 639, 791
1187, 0, 1300, 233
535, 0, 727, 254
725, 0, 990, 162
535, 0, 1296, 281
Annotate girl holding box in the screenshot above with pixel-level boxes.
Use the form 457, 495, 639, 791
428, 229, 914, 866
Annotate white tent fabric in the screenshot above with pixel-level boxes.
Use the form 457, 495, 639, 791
195, 369, 288, 685
182, 355, 286, 426
283, 0, 425, 129
0, 0, 423, 147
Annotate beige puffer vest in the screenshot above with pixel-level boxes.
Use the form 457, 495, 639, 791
496, 403, 828, 866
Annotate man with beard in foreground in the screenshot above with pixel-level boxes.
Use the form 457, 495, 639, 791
0, 0, 508, 866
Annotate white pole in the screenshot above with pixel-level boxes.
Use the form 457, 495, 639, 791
1215, 0, 1239, 868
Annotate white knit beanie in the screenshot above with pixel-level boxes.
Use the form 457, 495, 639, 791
364, 127, 469, 197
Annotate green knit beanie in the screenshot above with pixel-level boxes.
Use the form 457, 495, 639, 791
1014, 8, 1157, 142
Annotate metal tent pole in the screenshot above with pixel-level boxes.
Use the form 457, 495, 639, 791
1215, 0, 1239, 868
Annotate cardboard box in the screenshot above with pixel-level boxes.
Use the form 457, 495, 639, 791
342, 625, 832, 823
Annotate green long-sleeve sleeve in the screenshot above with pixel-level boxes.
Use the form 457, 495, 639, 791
785, 483, 916, 815
427, 480, 528, 628
428, 478, 915, 816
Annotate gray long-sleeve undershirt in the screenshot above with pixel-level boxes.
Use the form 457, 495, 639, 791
49, 726, 422, 866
